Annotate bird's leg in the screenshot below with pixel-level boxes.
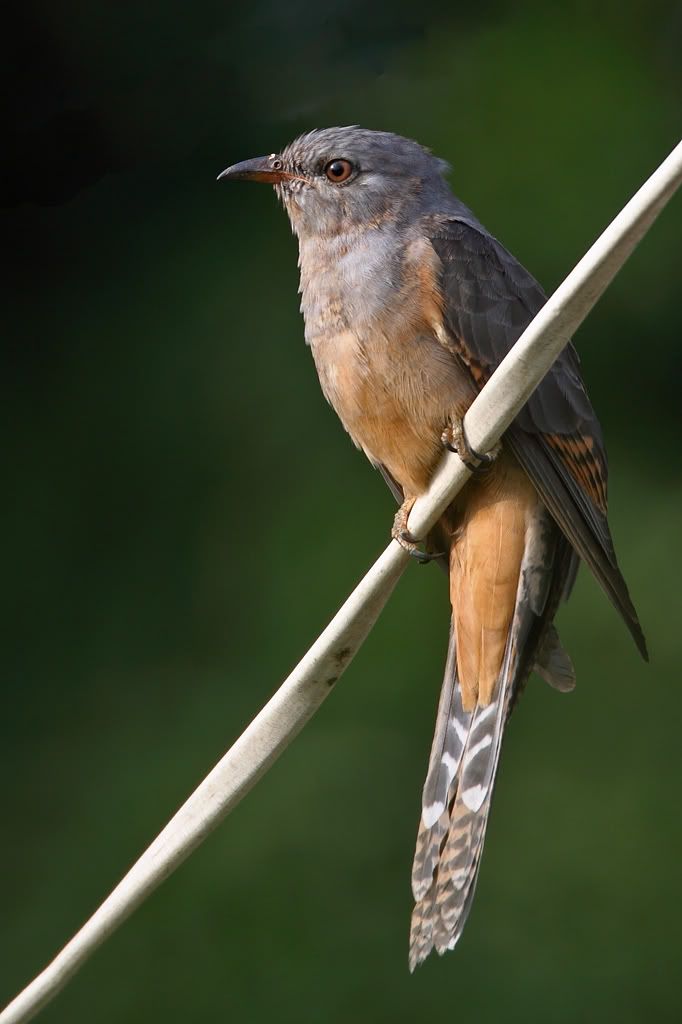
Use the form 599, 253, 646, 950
392, 497, 442, 564
442, 418, 500, 473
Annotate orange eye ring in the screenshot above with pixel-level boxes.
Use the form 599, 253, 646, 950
324, 159, 354, 183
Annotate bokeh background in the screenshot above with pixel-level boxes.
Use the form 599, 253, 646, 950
3, 2, 682, 1021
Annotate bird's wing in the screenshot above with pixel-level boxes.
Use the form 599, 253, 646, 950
421, 213, 647, 659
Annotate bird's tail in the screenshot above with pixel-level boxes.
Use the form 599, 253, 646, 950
408, 505, 574, 970
408, 626, 510, 969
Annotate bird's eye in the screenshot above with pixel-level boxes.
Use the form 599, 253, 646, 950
271, 157, 284, 171
324, 159, 353, 183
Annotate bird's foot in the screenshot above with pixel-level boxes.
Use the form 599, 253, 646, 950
391, 498, 442, 564
441, 419, 500, 474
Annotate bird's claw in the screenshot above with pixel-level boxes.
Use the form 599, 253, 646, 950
441, 419, 500, 474
392, 500, 443, 564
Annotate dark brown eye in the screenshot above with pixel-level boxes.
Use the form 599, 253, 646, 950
324, 159, 353, 183
271, 157, 283, 171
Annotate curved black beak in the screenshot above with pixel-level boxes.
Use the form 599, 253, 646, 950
216, 156, 285, 184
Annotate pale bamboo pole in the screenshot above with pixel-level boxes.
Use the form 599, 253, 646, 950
2, 138, 681, 1024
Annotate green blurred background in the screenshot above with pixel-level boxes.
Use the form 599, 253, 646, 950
2, 2, 682, 1020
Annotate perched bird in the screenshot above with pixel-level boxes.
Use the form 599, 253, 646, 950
218, 127, 647, 968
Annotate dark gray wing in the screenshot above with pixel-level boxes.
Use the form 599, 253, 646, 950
422, 213, 647, 659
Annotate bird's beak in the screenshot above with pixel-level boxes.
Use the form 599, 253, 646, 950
216, 156, 286, 184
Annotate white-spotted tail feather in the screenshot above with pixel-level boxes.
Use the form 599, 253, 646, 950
419, 630, 471, 829
409, 505, 566, 970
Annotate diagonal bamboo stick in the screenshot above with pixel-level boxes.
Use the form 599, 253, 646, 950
2, 137, 681, 1024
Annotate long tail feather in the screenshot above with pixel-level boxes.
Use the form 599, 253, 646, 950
409, 504, 568, 969
420, 631, 471, 830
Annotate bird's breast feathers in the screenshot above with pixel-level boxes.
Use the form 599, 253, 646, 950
301, 234, 476, 494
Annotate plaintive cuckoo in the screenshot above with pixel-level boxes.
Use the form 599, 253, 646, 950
218, 127, 647, 969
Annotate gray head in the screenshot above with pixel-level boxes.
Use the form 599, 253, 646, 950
218, 126, 452, 237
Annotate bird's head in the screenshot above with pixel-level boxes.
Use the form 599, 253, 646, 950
218, 126, 451, 238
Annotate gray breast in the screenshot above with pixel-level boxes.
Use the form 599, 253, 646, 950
297, 224, 405, 344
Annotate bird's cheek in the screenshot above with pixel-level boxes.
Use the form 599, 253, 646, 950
289, 189, 315, 220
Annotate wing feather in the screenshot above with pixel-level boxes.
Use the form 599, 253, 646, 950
423, 212, 647, 659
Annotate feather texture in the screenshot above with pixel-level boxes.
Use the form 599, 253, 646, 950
268, 127, 647, 968
409, 497, 564, 969
425, 215, 647, 659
